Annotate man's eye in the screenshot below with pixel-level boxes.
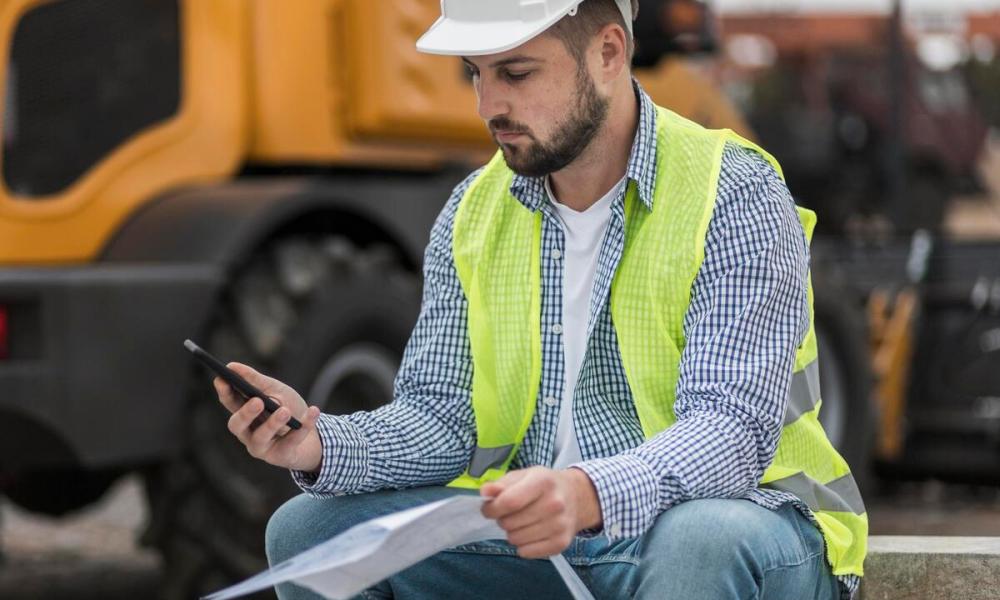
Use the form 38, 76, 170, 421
504, 71, 530, 82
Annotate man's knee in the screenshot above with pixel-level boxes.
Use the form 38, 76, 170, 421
267, 494, 327, 566
635, 500, 831, 599
265, 493, 368, 566
641, 499, 789, 571
265, 487, 464, 567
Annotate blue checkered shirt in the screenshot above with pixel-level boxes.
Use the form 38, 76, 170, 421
293, 82, 858, 599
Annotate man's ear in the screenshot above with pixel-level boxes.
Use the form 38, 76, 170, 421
595, 22, 628, 81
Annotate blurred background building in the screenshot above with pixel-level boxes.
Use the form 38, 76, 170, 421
711, 3, 1000, 236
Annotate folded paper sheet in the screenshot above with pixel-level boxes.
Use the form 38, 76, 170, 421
203, 495, 595, 600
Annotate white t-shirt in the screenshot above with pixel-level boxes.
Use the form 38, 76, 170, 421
545, 175, 627, 469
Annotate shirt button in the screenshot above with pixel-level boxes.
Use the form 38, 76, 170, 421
551, 323, 563, 335
608, 523, 622, 537
551, 249, 562, 260
544, 396, 558, 407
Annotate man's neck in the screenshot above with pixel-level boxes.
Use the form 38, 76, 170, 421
547, 79, 639, 212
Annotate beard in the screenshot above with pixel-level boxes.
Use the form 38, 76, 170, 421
488, 68, 610, 178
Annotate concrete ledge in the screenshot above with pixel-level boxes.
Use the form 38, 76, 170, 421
861, 536, 1000, 599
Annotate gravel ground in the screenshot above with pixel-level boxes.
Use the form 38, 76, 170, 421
4, 475, 1000, 599
0, 476, 162, 599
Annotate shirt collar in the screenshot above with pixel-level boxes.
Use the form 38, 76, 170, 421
508, 78, 658, 213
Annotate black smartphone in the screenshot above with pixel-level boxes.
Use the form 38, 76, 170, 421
184, 339, 302, 430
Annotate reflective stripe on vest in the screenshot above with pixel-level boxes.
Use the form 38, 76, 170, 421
449, 105, 867, 577
468, 444, 514, 478
764, 471, 866, 515
786, 360, 821, 426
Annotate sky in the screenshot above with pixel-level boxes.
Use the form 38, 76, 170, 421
716, 0, 1000, 13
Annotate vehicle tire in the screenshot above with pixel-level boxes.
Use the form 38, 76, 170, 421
2, 468, 120, 516
141, 235, 421, 600
812, 270, 877, 498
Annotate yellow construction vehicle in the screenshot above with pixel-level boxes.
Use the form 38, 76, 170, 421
0, 0, 752, 596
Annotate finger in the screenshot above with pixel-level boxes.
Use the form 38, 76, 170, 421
227, 397, 266, 446
214, 377, 243, 414
261, 406, 322, 468
227, 362, 286, 399
246, 405, 293, 458
272, 406, 321, 448
276, 402, 318, 437
482, 471, 548, 520
481, 482, 502, 499
497, 493, 565, 532
506, 516, 567, 549
480, 469, 530, 500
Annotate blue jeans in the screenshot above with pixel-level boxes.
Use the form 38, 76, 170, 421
265, 487, 840, 599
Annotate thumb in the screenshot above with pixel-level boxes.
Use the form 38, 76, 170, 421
480, 469, 528, 498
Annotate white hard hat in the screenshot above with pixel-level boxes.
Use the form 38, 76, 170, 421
416, 0, 634, 56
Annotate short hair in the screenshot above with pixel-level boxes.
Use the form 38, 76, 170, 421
547, 0, 640, 66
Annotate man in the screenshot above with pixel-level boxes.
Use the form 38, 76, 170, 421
216, 1, 867, 598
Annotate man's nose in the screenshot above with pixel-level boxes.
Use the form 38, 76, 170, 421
476, 79, 509, 123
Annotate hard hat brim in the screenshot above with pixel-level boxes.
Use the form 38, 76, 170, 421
416, 9, 576, 56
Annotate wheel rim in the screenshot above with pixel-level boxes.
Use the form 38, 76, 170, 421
305, 343, 399, 413
816, 328, 847, 449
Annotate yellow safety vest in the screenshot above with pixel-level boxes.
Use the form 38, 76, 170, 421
448, 105, 867, 577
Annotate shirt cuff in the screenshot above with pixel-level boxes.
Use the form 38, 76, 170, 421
570, 454, 660, 541
290, 413, 369, 496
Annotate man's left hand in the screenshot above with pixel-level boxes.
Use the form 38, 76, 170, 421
481, 466, 603, 559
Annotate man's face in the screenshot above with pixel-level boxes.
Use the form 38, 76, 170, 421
462, 34, 610, 178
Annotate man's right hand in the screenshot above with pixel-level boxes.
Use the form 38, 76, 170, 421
214, 363, 324, 474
